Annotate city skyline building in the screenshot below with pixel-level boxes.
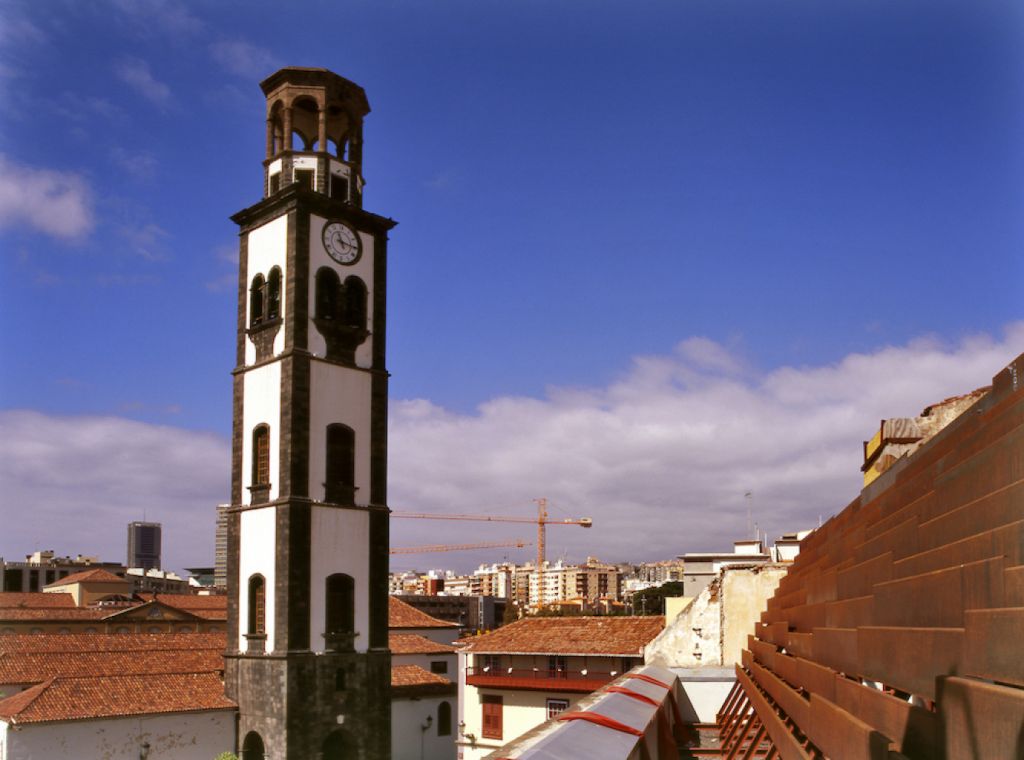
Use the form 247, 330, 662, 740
126, 522, 161, 571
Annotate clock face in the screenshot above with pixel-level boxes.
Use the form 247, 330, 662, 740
323, 222, 361, 265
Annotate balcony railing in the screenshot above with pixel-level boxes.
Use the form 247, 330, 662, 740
465, 666, 620, 693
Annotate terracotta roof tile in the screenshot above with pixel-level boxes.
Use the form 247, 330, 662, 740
141, 593, 227, 608
0, 649, 224, 685
0, 608, 109, 622
462, 616, 664, 655
0, 593, 75, 609
388, 597, 458, 629
389, 633, 458, 655
0, 632, 226, 654
0, 672, 235, 724
44, 569, 124, 587
391, 663, 451, 687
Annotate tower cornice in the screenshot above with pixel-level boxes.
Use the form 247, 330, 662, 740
231, 183, 397, 234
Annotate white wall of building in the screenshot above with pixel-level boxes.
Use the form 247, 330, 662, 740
309, 505, 369, 653
241, 362, 282, 505
391, 651, 457, 677
308, 361, 373, 504
458, 684, 581, 760
392, 695, 456, 760
0, 709, 234, 760
238, 507, 277, 651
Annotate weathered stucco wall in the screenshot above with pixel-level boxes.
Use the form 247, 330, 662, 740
644, 564, 788, 668
720, 565, 787, 666
2, 709, 234, 760
644, 579, 720, 667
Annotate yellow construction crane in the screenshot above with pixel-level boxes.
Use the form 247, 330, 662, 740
391, 498, 592, 570
389, 539, 530, 555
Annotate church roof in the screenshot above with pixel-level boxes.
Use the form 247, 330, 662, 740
0, 631, 224, 654
0, 593, 76, 609
0, 648, 224, 685
388, 596, 458, 629
0, 672, 235, 724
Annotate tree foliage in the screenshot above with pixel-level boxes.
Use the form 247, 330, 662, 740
630, 581, 686, 616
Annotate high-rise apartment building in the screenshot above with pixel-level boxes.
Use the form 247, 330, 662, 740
126, 521, 161, 570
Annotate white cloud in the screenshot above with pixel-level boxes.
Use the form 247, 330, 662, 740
118, 221, 170, 260
387, 325, 1024, 568
114, 57, 171, 108
3, 326, 1020, 573
209, 39, 279, 79
0, 411, 228, 572
108, 0, 203, 37
0, 154, 94, 239
110, 146, 157, 180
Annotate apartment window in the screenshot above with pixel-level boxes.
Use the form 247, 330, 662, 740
546, 699, 569, 720
548, 655, 567, 677
479, 654, 501, 673
437, 701, 452, 736
248, 574, 266, 635
430, 660, 448, 674
481, 695, 503, 740
252, 425, 270, 486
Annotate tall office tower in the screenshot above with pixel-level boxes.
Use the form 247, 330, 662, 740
223, 67, 395, 760
126, 521, 161, 570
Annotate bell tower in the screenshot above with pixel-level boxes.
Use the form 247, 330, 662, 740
224, 67, 395, 760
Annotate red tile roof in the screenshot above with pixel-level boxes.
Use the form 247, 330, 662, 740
139, 593, 227, 610
0, 632, 226, 654
0, 672, 235, 724
0, 593, 75, 609
461, 616, 664, 656
0, 649, 224, 685
390, 664, 456, 698
43, 569, 124, 587
388, 597, 458, 629
0, 608, 108, 622
389, 633, 458, 655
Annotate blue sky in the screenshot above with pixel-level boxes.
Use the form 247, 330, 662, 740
1, 0, 1022, 573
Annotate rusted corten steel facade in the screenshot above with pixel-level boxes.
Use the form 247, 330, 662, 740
717, 352, 1024, 760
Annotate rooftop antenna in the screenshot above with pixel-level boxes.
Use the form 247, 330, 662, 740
744, 491, 753, 538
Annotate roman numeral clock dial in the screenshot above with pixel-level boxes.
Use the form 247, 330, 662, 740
324, 221, 361, 264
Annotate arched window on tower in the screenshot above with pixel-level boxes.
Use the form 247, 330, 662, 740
252, 424, 271, 490
316, 268, 341, 321
247, 574, 266, 636
324, 423, 355, 504
341, 276, 367, 329
324, 573, 355, 651
267, 267, 282, 320
438, 701, 452, 736
250, 274, 265, 326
